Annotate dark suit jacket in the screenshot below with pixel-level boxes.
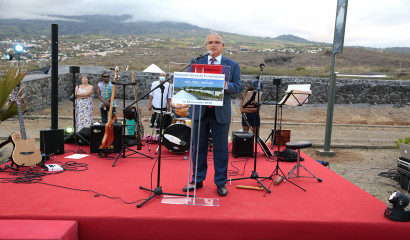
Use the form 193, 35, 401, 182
189, 56, 242, 124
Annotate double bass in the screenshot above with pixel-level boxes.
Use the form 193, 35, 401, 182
131, 72, 144, 150
100, 68, 118, 150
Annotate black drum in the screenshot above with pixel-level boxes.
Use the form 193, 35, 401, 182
150, 111, 172, 129
163, 124, 191, 153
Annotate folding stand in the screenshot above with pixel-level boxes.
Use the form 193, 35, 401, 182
112, 82, 152, 167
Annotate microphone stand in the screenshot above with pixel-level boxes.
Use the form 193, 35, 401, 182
111, 81, 152, 167
134, 53, 208, 208
229, 64, 272, 193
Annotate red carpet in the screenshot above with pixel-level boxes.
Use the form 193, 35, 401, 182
0, 142, 407, 240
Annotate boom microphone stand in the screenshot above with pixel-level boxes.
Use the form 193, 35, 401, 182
133, 51, 211, 208
112, 81, 152, 167
230, 64, 272, 193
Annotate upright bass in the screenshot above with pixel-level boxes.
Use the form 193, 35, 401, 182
131, 72, 144, 150
100, 68, 118, 150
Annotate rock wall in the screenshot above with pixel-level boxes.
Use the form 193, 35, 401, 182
20, 71, 409, 112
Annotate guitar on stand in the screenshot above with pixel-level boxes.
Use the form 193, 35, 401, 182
131, 72, 144, 150
10, 90, 42, 167
100, 67, 118, 151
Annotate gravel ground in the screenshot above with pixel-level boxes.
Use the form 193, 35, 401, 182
1, 99, 409, 204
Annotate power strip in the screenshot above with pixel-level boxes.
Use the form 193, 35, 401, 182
45, 164, 64, 172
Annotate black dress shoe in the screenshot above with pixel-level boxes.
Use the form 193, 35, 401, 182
217, 185, 228, 196
182, 181, 203, 192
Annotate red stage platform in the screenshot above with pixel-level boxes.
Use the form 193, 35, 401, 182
0, 143, 407, 240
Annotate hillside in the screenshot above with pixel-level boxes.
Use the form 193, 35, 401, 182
1, 15, 410, 78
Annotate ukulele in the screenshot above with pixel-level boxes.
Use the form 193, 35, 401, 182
100, 68, 118, 150
10, 90, 42, 166
131, 72, 144, 150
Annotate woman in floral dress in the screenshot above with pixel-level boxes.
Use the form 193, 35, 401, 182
75, 75, 94, 132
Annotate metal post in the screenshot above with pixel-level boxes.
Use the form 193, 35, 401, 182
317, 54, 337, 156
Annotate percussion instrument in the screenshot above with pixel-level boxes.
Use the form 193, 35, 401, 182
163, 124, 191, 153
150, 111, 172, 129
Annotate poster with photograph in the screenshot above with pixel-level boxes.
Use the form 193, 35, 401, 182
172, 72, 225, 106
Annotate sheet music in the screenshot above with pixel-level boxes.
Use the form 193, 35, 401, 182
279, 89, 311, 106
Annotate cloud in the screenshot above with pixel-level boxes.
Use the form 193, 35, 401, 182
0, 0, 409, 48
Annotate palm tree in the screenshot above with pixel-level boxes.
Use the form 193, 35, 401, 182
0, 64, 29, 122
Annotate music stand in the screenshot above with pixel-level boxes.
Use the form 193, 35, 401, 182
265, 86, 312, 192
112, 82, 152, 167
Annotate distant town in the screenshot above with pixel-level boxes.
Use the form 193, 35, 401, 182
0, 35, 326, 68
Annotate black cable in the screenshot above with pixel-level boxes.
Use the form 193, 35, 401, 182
378, 168, 400, 183
0, 160, 147, 205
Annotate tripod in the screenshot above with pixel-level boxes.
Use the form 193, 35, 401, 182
230, 64, 272, 193
137, 81, 192, 208
112, 82, 152, 167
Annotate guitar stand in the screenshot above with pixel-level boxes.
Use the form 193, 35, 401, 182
112, 82, 153, 167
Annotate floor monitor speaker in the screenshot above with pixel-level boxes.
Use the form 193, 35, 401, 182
40, 129, 65, 155
231, 131, 254, 158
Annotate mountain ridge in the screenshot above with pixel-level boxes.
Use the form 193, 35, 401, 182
0, 14, 409, 53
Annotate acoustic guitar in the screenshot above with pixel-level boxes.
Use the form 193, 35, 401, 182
100, 67, 118, 150
10, 90, 42, 166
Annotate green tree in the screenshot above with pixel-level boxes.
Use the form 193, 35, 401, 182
0, 64, 28, 122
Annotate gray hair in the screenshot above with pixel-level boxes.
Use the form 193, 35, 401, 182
207, 32, 223, 41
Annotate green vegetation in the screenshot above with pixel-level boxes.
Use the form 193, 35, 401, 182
397, 137, 410, 148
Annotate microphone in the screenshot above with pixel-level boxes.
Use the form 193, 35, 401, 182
260, 63, 265, 69
199, 51, 213, 58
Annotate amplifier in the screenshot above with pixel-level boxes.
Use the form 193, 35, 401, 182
398, 157, 410, 192
90, 123, 123, 153
231, 131, 254, 158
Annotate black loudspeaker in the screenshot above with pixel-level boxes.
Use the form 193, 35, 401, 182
40, 129, 65, 155
69, 66, 80, 74
231, 131, 254, 158
90, 123, 122, 153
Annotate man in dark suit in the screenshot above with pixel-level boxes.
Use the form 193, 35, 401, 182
183, 32, 242, 196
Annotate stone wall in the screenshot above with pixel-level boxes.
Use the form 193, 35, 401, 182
20, 71, 409, 112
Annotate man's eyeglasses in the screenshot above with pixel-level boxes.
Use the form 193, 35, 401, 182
206, 41, 222, 45
102, 76, 110, 78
